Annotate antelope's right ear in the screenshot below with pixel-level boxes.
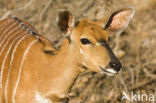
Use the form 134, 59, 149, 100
56, 10, 75, 36
102, 7, 135, 33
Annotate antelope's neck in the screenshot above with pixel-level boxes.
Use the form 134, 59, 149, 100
43, 39, 82, 100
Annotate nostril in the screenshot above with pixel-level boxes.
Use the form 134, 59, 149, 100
109, 62, 122, 71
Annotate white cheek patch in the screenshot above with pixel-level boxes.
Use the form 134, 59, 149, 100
96, 42, 101, 46
35, 91, 53, 103
80, 48, 83, 54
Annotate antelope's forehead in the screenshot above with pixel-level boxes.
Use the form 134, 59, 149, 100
75, 20, 109, 42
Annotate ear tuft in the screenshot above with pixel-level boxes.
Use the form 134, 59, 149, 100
104, 7, 135, 32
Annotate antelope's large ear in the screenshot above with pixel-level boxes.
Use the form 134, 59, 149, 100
102, 7, 135, 32
57, 10, 75, 36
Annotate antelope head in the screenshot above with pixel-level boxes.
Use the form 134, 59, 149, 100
57, 7, 135, 76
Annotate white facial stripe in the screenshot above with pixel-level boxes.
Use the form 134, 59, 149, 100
80, 48, 83, 54
12, 40, 38, 103
4, 33, 28, 103
35, 91, 53, 103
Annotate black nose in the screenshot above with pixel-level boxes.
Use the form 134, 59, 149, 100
109, 62, 122, 72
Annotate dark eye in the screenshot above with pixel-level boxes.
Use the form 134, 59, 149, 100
80, 38, 91, 45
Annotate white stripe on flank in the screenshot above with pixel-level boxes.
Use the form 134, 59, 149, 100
0, 18, 13, 32
0, 27, 23, 89
0, 22, 19, 48
4, 33, 28, 103
0, 26, 23, 55
12, 40, 38, 103
0, 18, 12, 31
0, 19, 15, 41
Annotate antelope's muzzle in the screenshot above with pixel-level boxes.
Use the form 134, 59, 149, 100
109, 61, 122, 72
101, 40, 122, 73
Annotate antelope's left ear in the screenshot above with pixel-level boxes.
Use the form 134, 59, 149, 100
103, 7, 135, 32
56, 10, 75, 36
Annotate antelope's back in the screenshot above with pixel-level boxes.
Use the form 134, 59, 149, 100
0, 17, 45, 103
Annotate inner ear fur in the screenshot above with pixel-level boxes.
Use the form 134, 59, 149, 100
102, 7, 135, 32
57, 10, 75, 35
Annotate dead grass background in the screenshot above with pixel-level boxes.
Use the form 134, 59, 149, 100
0, 0, 156, 103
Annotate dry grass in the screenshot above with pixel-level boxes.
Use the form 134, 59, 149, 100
0, 0, 156, 103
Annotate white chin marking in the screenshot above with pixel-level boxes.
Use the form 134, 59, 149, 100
99, 71, 115, 76
104, 72, 115, 76
98, 67, 117, 76
106, 68, 117, 74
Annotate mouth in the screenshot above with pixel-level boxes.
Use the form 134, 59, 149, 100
98, 66, 119, 76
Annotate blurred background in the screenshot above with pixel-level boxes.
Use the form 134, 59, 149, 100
0, 0, 156, 103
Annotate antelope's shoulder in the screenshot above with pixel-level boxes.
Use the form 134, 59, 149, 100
0, 16, 57, 54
